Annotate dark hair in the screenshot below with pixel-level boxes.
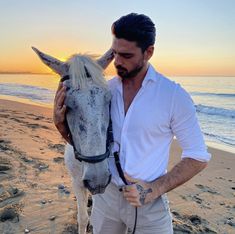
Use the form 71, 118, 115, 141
111, 13, 156, 52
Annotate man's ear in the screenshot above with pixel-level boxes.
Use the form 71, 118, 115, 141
144, 46, 154, 61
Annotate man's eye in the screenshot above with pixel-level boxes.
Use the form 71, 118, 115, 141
123, 55, 132, 59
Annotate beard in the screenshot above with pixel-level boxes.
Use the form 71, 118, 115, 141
116, 62, 144, 79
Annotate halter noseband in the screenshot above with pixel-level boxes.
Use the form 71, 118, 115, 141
73, 148, 110, 163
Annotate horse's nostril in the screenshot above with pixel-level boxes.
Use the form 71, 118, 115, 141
83, 180, 90, 188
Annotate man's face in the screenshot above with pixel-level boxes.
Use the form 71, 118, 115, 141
112, 37, 146, 79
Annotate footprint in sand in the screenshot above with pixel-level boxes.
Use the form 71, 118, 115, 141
0, 155, 12, 179
48, 143, 65, 154
53, 157, 64, 163
172, 210, 217, 234
7, 116, 49, 130
27, 123, 49, 130
0, 186, 24, 208
0, 207, 19, 223
0, 164, 11, 172
0, 139, 12, 152
33, 116, 44, 121
195, 184, 219, 195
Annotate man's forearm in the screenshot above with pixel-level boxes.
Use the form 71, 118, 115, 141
150, 158, 207, 200
122, 158, 208, 207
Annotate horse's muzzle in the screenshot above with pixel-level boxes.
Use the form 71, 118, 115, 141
83, 174, 112, 195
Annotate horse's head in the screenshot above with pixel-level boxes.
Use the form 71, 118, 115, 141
32, 47, 114, 194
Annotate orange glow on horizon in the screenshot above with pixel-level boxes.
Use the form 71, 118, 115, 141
0, 47, 235, 77
1, 60, 235, 77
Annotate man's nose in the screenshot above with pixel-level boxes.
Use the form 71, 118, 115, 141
114, 54, 123, 67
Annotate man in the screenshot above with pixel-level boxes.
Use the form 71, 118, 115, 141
54, 13, 211, 234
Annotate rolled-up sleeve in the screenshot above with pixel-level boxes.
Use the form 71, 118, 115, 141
170, 85, 211, 162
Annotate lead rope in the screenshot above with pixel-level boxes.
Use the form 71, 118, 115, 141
113, 152, 137, 234
107, 108, 137, 234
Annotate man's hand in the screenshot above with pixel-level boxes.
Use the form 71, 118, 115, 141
122, 174, 154, 207
121, 158, 207, 207
53, 82, 71, 143
54, 82, 66, 125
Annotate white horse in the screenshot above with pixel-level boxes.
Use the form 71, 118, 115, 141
32, 47, 113, 234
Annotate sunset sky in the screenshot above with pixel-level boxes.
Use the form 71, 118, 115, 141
0, 0, 235, 76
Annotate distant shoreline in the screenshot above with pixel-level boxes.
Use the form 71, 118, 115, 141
0, 72, 52, 75
0, 72, 234, 77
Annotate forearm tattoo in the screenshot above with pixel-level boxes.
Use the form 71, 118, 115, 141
136, 184, 153, 205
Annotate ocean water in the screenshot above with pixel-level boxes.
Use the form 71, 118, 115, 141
171, 76, 235, 153
0, 74, 234, 153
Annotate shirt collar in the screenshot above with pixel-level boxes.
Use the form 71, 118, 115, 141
141, 64, 158, 87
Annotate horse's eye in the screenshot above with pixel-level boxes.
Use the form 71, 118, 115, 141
60, 75, 70, 82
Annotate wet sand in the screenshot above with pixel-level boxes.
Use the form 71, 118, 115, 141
0, 99, 234, 233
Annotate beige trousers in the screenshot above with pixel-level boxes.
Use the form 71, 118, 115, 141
91, 183, 173, 234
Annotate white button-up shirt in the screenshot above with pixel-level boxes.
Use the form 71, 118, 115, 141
108, 64, 211, 186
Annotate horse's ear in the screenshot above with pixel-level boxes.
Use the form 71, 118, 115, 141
32, 47, 69, 76
96, 48, 114, 70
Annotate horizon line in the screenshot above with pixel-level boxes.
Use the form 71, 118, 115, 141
0, 71, 235, 77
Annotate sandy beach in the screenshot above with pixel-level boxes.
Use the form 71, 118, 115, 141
0, 99, 234, 234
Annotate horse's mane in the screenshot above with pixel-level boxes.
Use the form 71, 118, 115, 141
67, 54, 108, 90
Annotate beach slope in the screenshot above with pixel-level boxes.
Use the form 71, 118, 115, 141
0, 99, 234, 233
